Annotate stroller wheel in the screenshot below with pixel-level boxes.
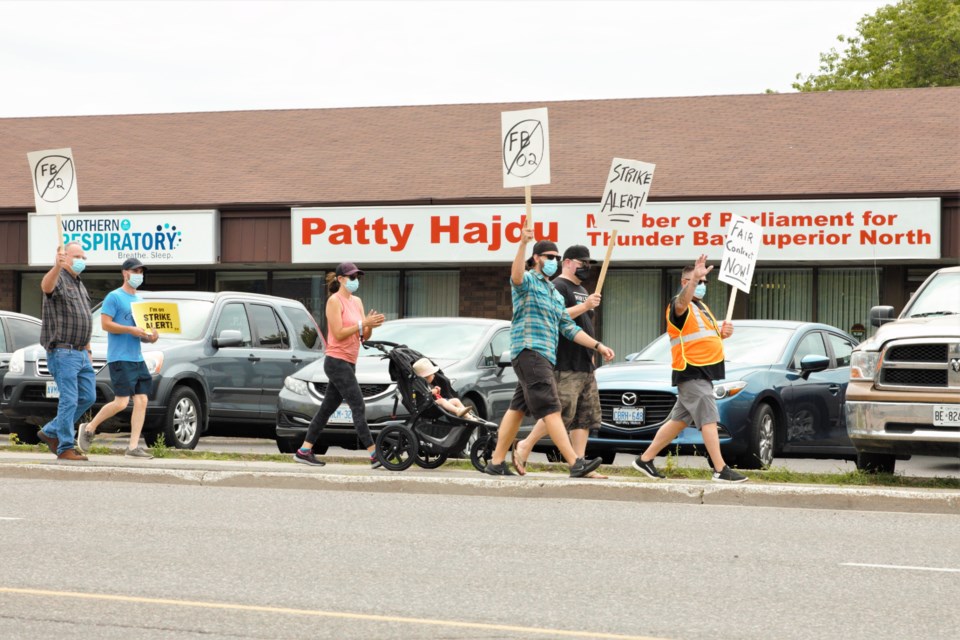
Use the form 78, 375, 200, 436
375, 425, 416, 471
470, 432, 497, 473
414, 445, 448, 469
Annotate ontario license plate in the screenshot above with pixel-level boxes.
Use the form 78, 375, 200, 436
613, 406, 645, 425
328, 405, 354, 424
45, 381, 60, 399
933, 404, 960, 427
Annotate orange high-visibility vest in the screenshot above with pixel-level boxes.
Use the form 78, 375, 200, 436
666, 300, 724, 371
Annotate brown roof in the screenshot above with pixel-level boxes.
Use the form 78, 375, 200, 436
1, 88, 958, 211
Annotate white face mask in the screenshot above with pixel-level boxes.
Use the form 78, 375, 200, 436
128, 273, 144, 289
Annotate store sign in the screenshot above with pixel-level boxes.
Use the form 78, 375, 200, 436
291, 198, 941, 264
28, 210, 219, 266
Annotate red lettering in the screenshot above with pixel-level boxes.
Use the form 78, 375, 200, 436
301, 218, 325, 245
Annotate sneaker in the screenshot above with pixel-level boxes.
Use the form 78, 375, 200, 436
294, 449, 325, 466
712, 465, 748, 483
77, 425, 95, 452
632, 456, 665, 479
125, 446, 154, 459
569, 457, 603, 478
484, 461, 515, 476
370, 453, 382, 469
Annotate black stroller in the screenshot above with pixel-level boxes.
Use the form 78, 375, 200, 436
365, 341, 497, 472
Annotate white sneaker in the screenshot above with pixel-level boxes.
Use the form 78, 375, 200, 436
77, 424, 95, 452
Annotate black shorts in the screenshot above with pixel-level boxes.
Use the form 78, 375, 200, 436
108, 360, 152, 397
508, 349, 562, 420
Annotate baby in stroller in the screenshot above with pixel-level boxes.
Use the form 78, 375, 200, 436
413, 357, 474, 419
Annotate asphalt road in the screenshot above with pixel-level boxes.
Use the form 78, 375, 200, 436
1, 477, 958, 640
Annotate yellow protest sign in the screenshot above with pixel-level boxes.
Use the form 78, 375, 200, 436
131, 302, 181, 334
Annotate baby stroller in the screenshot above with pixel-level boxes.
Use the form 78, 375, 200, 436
365, 341, 497, 472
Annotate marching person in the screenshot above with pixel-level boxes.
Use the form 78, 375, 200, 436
294, 262, 386, 467
632, 254, 748, 483
37, 241, 95, 461
485, 230, 615, 478
512, 244, 606, 478
77, 258, 159, 458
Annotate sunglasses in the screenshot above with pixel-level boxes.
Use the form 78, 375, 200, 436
342, 274, 362, 281
540, 254, 562, 261
682, 278, 708, 284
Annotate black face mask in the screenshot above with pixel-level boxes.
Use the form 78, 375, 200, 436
575, 266, 592, 281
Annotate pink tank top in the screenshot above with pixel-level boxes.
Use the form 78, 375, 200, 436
326, 294, 364, 364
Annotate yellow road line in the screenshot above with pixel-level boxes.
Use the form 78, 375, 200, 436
0, 587, 668, 640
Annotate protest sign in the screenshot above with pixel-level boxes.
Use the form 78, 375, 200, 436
132, 301, 181, 334
595, 158, 656, 293
717, 214, 762, 321
502, 108, 550, 231
27, 147, 80, 250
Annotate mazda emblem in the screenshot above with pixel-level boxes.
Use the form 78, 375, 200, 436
952, 358, 960, 373
621, 392, 637, 406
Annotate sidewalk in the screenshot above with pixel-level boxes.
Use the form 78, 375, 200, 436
1, 450, 957, 515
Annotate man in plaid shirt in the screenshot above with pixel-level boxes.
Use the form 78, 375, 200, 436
484, 227, 615, 477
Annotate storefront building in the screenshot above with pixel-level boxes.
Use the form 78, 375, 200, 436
1, 88, 957, 359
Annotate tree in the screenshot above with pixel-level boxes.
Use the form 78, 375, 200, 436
794, 0, 960, 91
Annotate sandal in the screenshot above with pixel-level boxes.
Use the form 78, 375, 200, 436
511, 441, 528, 476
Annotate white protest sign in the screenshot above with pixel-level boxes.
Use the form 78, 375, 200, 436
27, 148, 79, 216
597, 158, 656, 230
719, 215, 762, 294
501, 108, 550, 188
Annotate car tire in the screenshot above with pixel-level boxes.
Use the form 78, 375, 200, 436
9, 420, 39, 445
737, 403, 776, 470
856, 451, 896, 474
275, 435, 299, 454
159, 386, 203, 449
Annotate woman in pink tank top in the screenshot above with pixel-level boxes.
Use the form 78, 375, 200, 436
295, 262, 386, 467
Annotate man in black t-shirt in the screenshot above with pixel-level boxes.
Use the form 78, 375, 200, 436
512, 245, 605, 477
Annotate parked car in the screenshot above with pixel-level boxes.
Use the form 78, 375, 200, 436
0, 311, 43, 434
275, 317, 527, 454
1, 291, 323, 448
589, 320, 859, 468
846, 266, 960, 473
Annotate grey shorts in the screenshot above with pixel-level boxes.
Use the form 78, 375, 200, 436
555, 370, 601, 432
667, 379, 719, 428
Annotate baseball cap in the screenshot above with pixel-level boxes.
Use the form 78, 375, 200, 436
526, 240, 560, 267
335, 262, 365, 277
562, 245, 597, 264
121, 257, 147, 271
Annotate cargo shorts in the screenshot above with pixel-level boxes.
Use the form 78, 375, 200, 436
555, 370, 601, 432
667, 378, 720, 428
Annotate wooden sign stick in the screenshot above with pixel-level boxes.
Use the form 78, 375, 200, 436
595, 229, 618, 295
524, 185, 533, 230
56, 213, 63, 251
725, 287, 737, 323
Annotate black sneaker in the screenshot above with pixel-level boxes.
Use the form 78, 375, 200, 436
712, 465, 748, 483
370, 453, 383, 469
632, 456, 665, 479
569, 457, 603, 478
484, 461, 515, 476
294, 449, 325, 466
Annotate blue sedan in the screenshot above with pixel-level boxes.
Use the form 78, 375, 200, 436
589, 320, 859, 468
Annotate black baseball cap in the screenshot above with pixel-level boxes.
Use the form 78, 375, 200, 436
562, 245, 597, 264
335, 262, 364, 277
121, 257, 147, 271
526, 240, 560, 267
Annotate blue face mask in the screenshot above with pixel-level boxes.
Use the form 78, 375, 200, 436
344, 278, 360, 293
542, 258, 558, 277
694, 283, 707, 299
71, 258, 86, 274
128, 273, 144, 289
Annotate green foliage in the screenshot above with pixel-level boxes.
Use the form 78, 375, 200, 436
794, 0, 960, 91
149, 433, 172, 458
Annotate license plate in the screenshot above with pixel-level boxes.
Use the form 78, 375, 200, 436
933, 404, 960, 427
613, 406, 645, 425
328, 405, 354, 424
45, 381, 60, 399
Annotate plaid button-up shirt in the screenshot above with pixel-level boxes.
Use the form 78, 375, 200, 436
40, 270, 93, 350
509, 270, 582, 365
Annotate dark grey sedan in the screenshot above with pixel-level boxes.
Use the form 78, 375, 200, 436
275, 317, 523, 453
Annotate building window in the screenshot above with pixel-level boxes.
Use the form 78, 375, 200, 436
272, 272, 327, 325
216, 271, 267, 294
405, 270, 459, 317
602, 270, 662, 359
749, 269, 813, 321
817, 267, 880, 336
360, 271, 401, 321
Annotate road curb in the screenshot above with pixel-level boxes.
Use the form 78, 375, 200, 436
1, 458, 957, 514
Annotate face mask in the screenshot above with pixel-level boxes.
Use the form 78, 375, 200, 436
575, 266, 591, 281
128, 273, 144, 289
694, 283, 707, 299
541, 258, 558, 277
344, 278, 360, 293
71, 258, 86, 274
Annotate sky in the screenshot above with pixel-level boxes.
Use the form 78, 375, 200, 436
0, 0, 891, 118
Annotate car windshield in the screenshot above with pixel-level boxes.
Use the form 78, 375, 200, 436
631, 326, 795, 366
904, 271, 960, 318
91, 299, 214, 342
359, 322, 488, 360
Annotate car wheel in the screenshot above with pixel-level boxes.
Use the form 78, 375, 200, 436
856, 451, 896, 474
738, 403, 776, 469
9, 420, 39, 445
375, 425, 416, 471
275, 435, 299, 454
161, 386, 202, 449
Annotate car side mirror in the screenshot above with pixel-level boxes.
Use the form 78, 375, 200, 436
497, 349, 512, 370
213, 329, 242, 349
625, 352, 639, 361
869, 305, 896, 328
799, 354, 830, 379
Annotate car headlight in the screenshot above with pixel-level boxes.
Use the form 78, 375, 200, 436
284, 376, 309, 396
8, 348, 25, 375
713, 380, 747, 399
850, 350, 881, 381
142, 351, 164, 374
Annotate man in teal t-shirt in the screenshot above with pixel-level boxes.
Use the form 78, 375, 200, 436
77, 258, 159, 458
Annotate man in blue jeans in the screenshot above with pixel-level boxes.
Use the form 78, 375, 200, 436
38, 242, 95, 461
